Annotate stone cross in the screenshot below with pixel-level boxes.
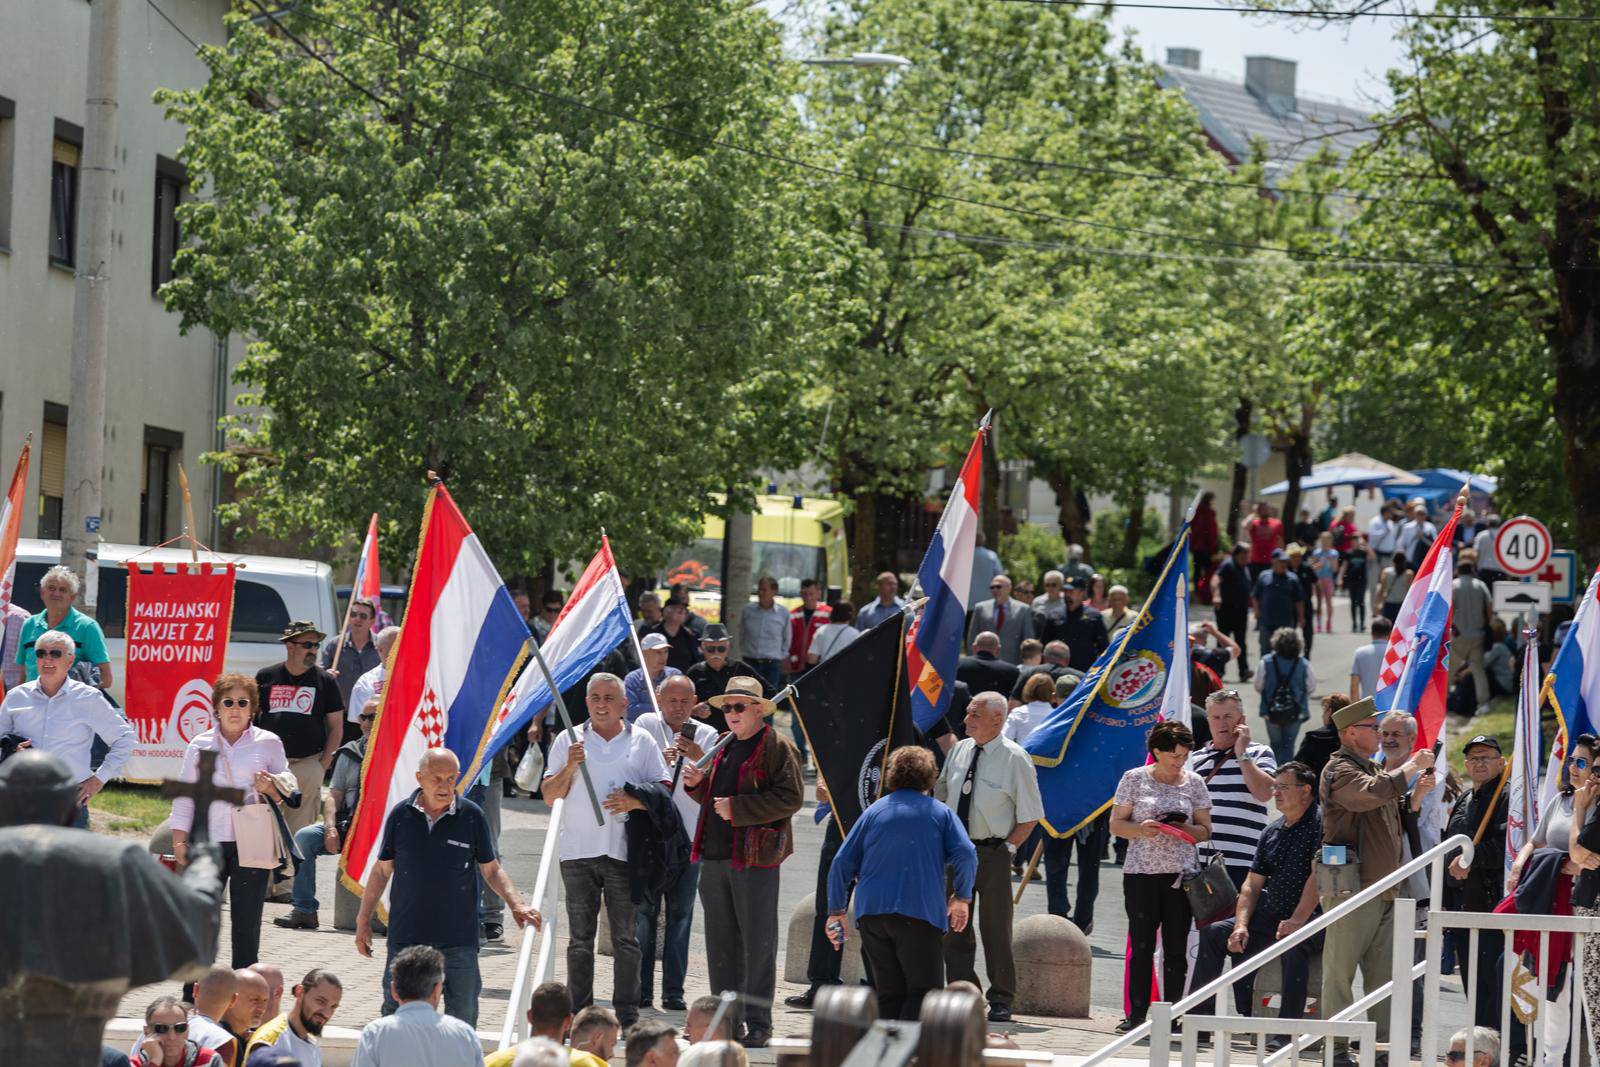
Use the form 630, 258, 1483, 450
160, 749, 244, 846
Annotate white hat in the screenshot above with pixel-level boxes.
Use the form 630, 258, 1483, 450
640, 632, 670, 652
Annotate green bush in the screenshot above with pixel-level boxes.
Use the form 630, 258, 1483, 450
1089, 506, 1166, 569
999, 523, 1065, 588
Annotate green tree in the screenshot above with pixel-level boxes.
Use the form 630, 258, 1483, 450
159, 0, 839, 576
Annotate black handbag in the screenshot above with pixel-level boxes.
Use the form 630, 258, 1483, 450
1183, 850, 1238, 927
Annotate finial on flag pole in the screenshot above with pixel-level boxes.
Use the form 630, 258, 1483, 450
425, 470, 443, 487
976, 409, 993, 432
1183, 489, 1204, 525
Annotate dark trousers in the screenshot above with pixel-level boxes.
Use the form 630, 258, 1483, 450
1191, 911, 1316, 1033
381, 941, 481, 1025
219, 841, 270, 968
1347, 581, 1367, 630
1124, 872, 1194, 1020
1043, 819, 1108, 931
944, 843, 1016, 1008
637, 860, 701, 1004
807, 822, 844, 987
467, 780, 505, 924
561, 856, 640, 1017
700, 859, 781, 1037
1452, 927, 1525, 1051
1217, 609, 1250, 676
860, 914, 945, 1021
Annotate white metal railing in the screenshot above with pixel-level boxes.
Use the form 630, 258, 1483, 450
499, 795, 565, 1050
1084, 833, 1476, 1066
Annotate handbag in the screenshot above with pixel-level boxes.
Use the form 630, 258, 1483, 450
1183, 850, 1238, 927
232, 801, 279, 869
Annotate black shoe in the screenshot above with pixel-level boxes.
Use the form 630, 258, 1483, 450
662, 997, 687, 1011
271, 909, 319, 930
1265, 1036, 1290, 1054
618, 1015, 639, 1030
987, 1005, 1013, 1023
784, 989, 816, 1009
483, 922, 503, 943
1330, 1053, 1359, 1067
1115, 1016, 1145, 1034
740, 1033, 770, 1049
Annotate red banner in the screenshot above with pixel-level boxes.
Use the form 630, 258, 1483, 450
122, 562, 236, 781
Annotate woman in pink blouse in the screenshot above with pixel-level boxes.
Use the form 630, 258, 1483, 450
170, 673, 293, 967
1110, 720, 1213, 1033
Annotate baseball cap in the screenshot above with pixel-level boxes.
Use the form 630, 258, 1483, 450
1271, 548, 1288, 561
640, 632, 670, 652
1464, 734, 1502, 755
1066, 575, 1090, 591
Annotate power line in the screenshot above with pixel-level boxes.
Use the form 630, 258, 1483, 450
144, 0, 202, 51
895, 140, 1463, 208
143, 0, 1558, 274
995, 0, 1600, 24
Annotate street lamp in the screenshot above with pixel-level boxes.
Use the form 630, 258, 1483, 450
800, 52, 912, 69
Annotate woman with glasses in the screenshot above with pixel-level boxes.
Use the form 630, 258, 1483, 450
131, 995, 222, 1066
170, 673, 296, 967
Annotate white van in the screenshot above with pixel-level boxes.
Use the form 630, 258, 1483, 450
11, 539, 337, 780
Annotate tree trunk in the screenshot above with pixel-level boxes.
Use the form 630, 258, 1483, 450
1043, 463, 1087, 560
1281, 408, 1315, 537
1119, 484, 1147, 567
846, 489, 880, 606
1553, 300, 1600, 570
1227, 397, 1252, 545
722, 507, 753, 656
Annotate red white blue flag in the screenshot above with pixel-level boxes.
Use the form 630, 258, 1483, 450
906, 418, 988, 731
467, 535, 634, 779
1541, 561, 1600, 816
341, 482, 530, 893
351, 513, 381, 604
1373, 497, 1463, 748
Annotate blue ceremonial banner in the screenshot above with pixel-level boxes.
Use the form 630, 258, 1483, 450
1023, 524, 1191, 837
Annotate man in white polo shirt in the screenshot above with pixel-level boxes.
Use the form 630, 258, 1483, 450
633, 673, 719, 1011
543, 672, 670, 1028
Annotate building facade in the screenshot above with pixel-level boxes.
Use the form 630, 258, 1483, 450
0, 0, 235, 550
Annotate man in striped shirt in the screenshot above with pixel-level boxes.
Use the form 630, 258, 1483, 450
1185, 689, 1278, 887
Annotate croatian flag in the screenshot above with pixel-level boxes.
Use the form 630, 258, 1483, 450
351, 513, 381, 604
1541, 562, 1600, 816
465, 535, 635, 780
1373, 498, 1463, 749
341, 482, 530, 894
1507, 630, 1542, 875
0, 437, 28, 614
906, 418, 988, 731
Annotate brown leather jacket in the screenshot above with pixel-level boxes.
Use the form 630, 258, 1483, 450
688, 724, 804, 869
1320, 745, 1408, 899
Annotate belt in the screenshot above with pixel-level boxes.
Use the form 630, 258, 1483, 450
745, 657, 779, 665
972, 837, 1007, 848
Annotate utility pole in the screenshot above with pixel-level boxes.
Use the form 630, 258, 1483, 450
62, 0, 122, 614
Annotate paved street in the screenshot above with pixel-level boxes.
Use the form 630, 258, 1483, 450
115, 593, 1478, 1061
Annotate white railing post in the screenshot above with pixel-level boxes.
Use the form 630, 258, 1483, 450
1148, 1002, 1173, 1067
1389, 895, 1415, 1060
499, 795, 565, 1052
1419, 853, 1447, 1067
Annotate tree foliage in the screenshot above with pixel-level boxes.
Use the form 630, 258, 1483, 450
160, 0, 841, 576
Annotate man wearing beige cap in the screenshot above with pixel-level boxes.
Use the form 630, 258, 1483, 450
1318, 696, 1435, 1067
682, 677, 803, 1048
256, 621, 346, 838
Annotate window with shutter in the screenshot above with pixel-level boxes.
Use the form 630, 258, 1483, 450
39, 414, 66, 539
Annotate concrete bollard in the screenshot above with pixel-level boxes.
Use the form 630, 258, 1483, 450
783, 893, 864, 984
1011, 914, 1092, 1017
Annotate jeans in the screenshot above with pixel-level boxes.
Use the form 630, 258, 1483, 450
219, 841, 270, 968
1265, 720, 1303, 765
1190, 911, 1318, 1036
637, 860, 701, 1004
744, 659, 782, 692
1042, 818, 1108, 931
1347, 581, 1367, 630
382, 941, 481, 1026
72, 804, 89, 830
561, 856, 640, 1017
290, 823, 331, 912
467, 781, 505, 925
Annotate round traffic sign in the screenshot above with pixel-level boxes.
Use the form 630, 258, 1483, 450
1495, 515, 1552, 577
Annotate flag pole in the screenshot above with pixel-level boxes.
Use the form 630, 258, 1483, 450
1014, 840, 1044, 904
328, 512, 376, 677
527, 639, 606, 825
177, 464, 200, 565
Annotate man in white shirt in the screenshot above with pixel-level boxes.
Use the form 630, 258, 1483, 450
1367, 501, 1400, 557
1396, 499, 1438, 561
347, 626, 399, 728
1347, 617, 1393, 700
0, 629, 132, 828
352, 946, 483, 1067
543, 673, 671, 1027
633, 674, 719, 1011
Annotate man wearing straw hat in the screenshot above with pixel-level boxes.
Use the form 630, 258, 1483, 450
682, 677, 803, 1049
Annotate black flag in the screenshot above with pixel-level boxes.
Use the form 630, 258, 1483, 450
788, 613, 918, 835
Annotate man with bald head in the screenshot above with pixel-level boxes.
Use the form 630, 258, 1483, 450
222, 967, 271, 1053
935, 691, 1045, 1022
248, 961, 286, 1021
957, 631, 1021, 699
356, 746, 542, 1026
186, 963, 239, 1058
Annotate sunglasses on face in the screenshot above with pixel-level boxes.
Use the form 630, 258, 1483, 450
1574, 757, 1590, 772
703, 644, 730, 653
36, 648, 67, 660
990, 584, 1005, 590
292, 640, 320, 650
219, 697, 251, 709
722, 701, 753, 713
350, 612, 373, 621
151, 1022, 189, 1035
359, 713, 377, 722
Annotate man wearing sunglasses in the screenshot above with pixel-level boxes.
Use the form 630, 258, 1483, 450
132, 995, 220, 1066
255, 621, 346, 840
684, 625, 766, 733
0, 629, 133, 828
319, 597, 383, 734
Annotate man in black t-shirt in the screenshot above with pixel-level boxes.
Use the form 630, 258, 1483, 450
1211, 544, 1254, 680
256, 621, 346, 839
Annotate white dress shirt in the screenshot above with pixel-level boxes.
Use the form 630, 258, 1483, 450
0, 677, 134, 783
351, 1001, 484, 1067
545, 721, 670, 861
169, 725, 289, 842
633, 711, 721, 837
349, 663, 384, 722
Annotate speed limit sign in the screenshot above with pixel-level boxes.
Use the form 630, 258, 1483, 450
1495, 515, 1552, 577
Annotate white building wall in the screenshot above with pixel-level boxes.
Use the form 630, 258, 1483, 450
0, 0, 233, 546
